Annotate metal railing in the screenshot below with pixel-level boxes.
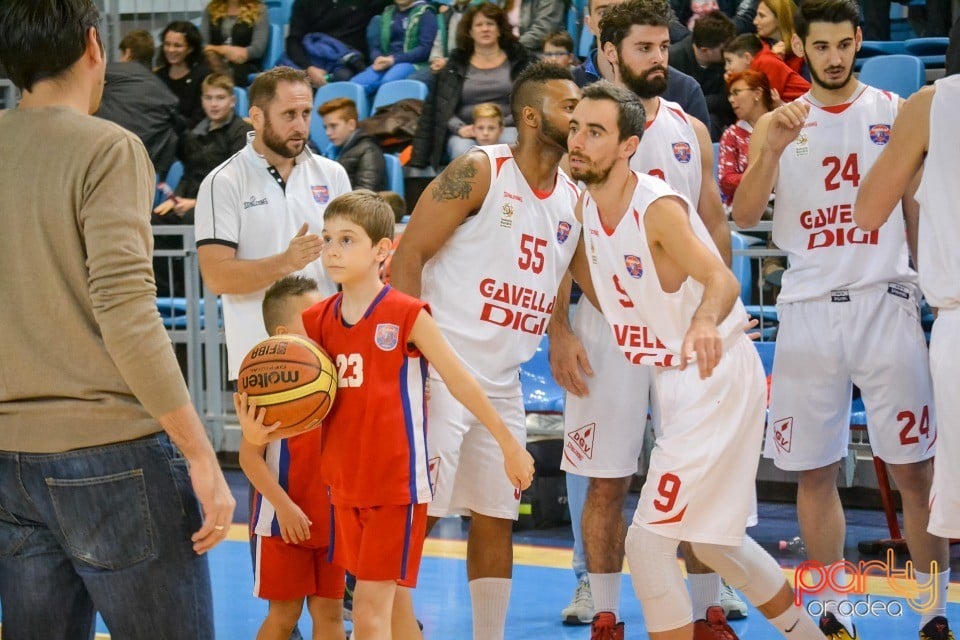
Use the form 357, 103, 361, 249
97, 0, 206, 63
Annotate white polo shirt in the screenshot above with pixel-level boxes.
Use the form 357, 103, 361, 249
195, 133, 351, 379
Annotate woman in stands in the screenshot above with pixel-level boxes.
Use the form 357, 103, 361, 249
753, 0, 805, 75
408, 2, 533, 171
156, 20, 209, 127
201, 0, 270, 87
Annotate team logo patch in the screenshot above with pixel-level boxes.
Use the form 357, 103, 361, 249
568, 423, 595, 460
375, 323, 400, 351
773, 417, 793, 453
556, 221, 572, 244
311, 185, 330, 204
500, 202, 514, 228
869, 124, 891, 145
672, 142, 692, 163
624, 254, 643, 278
428, 457, 440, 493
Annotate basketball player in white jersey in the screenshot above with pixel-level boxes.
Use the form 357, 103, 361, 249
567, 80, 825, 640
549, 2, 740, 637
854, 78, 959, 640
733, 2, 950, 638
390, 62, 582, 640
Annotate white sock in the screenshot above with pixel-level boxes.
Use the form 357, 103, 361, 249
822, 562, 853, 632
768, 604, 824, 639
588, 572, 622, 620
688, 572, 721, 618
469, 577, 511, 640
916, 568, 950, 627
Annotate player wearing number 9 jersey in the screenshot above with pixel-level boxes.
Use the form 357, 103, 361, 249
733, 2, 947, 637
391, 62, 581, 640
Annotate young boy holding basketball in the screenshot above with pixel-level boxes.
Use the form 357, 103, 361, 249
238, 190, 536, 640
238, 276, 344, 640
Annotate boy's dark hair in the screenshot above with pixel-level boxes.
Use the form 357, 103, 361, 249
544, 30, 574, 53
0, 0, 102, 92
580, 81, 646, 141
325, 190, 396, 250
262, 275, 320, 335
794, 0, 860, 42
250, 66, 312, 110
378, 191, 407, 223
692, 10, 737, 49
724, 33, 763, 55
120, 30, 155, 68
599, 0, 671, 52
509, 60, 575, 126
156, 21, 203, 70
456, 3, 518, 56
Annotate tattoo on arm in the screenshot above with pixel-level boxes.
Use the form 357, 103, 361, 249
431, 157, 477, 201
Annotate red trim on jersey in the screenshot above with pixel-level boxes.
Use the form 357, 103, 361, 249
649, 505, 687, 525
531, 173, 559, 200
495, 156, 511, 176
667, 105, 688, 123
804, 85, 869, 115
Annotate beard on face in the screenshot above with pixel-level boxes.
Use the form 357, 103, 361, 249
568, 154, 614, 185
262, 114, 306, 158
806, 58, 854, 91
539, 113, 570, 151
620, 58, 669, 100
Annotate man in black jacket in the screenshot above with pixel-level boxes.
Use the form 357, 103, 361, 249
95, 29, 182, 176
668, 10, 737, 140
318, 96, 386, 191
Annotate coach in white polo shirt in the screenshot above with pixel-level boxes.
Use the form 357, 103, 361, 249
196, 67, 351, 380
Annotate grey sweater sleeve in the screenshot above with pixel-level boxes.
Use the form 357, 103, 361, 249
519, 0, 565, 51
247, 14, 270, 60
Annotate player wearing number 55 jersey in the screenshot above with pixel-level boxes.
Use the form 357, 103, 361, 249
391, 62, 581, 640
733, 2, 950, 638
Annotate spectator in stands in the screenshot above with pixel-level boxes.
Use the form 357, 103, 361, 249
155, 72, 253, 221
717, 0, 759, 34
352, 0, 438, 97
471, 102, 505, 144
948, 14, 960, 76
723, 33, 808, 102
541, 30, 576, 68
669, 9, 737, 140
379, 190, 407, 222
412, 0, 474, 83
318, 97, 387, 191
572, 0, 711, 125
518, 0, 567, 51
156, 21, 209, 127
718, 68, 784, 286
96, 29, 182, 176
717, 69, 770, 202
201, 0, 270, 87
409, 2, 534, 170
752, 0, 804, 75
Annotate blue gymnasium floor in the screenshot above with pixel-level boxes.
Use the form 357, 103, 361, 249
7, 470, 960, 639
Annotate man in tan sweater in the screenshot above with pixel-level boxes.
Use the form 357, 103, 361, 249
0, 2, 235, 638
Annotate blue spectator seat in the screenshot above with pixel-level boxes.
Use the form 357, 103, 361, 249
265, 0, 294, 29
519, 335, 564, 414
370, 79, 428, 113
754, 340, 775, 375
858, 54, 924, 98
854, 40, 907, 70
566, 6, 580, 47
578, 13, 594, 59
233, 86, 249, 117
384, 154, 405, 199
904, 36, 949, 68
309, 82, 369, 156
731, 231, 778, 338
265, 23, 284, 69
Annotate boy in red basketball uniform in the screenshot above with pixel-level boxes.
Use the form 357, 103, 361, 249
239, 190, 536, 640
238, 275, 345, 640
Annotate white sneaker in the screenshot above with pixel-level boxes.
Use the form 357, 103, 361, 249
561, 580, 594, 625
720, 580, 748, 620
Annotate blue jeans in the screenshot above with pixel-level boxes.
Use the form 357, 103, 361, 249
0, 433, 213, 639
351, 62, 417, 96
566, 471, 588, 583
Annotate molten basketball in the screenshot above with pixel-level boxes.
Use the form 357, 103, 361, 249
237, 335, 338, 432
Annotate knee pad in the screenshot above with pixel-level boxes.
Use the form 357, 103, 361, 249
690, 536, 785, 606
624, 526, 692, 632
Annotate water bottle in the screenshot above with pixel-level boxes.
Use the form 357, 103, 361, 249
778, 536, 806, 556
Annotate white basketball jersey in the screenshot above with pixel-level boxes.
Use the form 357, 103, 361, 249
773, 84, 916, 303
583, 172, 748, 363
629, 98, 702, 203
916, 76, 960, 310
421, 144, 581, 396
